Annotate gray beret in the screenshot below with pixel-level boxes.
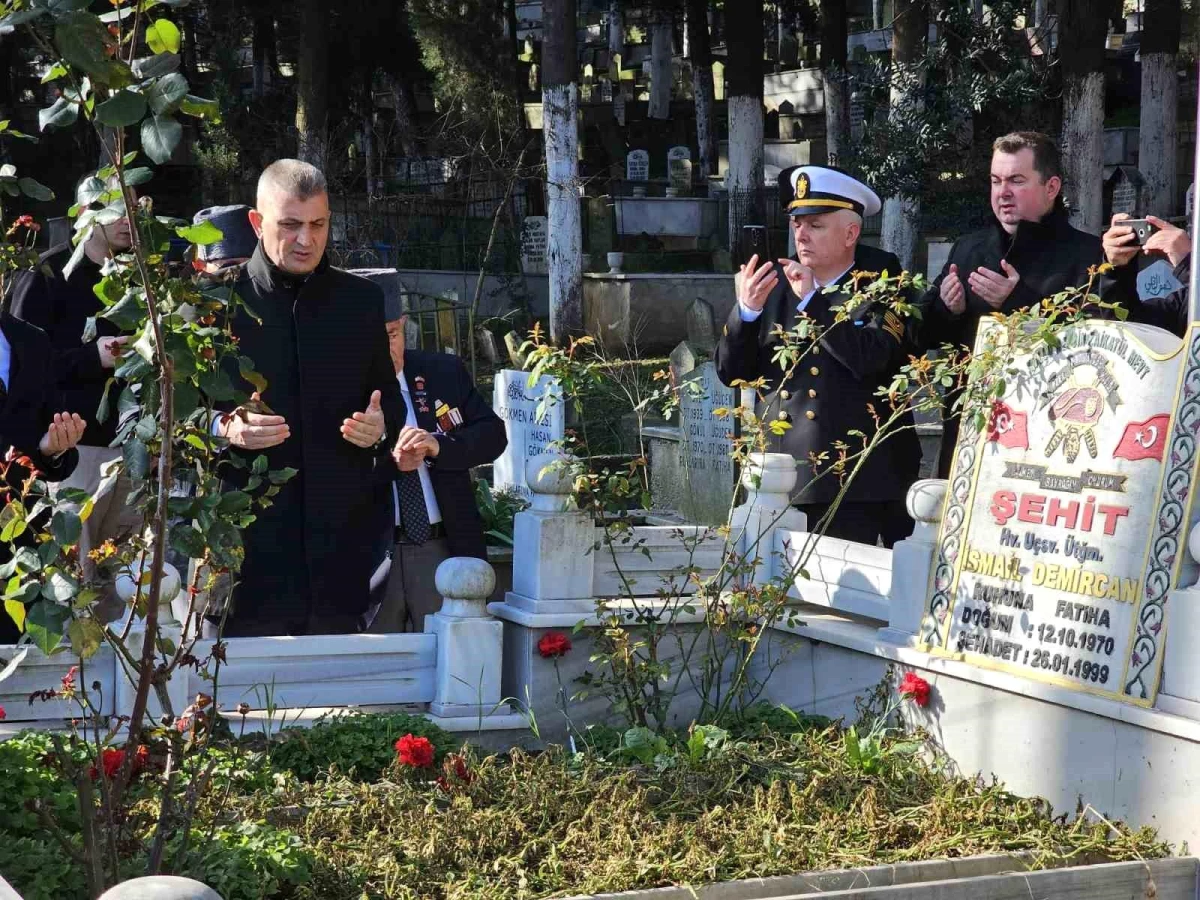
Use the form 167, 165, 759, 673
193, 204, 257, 262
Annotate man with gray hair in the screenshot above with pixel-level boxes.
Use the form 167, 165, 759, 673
206, 158, 404, 636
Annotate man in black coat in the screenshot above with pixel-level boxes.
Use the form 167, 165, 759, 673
920, 132, 1103, 477
9, 193, 139, 590
206, 160, 404, 637
0, 312, 86, 644
716, 165, 922, 547
366, 305, 507, 633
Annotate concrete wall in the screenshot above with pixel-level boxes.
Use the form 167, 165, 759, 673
383, 268, 550, 319
583, 272, 734, 354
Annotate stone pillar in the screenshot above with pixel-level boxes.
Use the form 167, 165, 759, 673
1157, 526, 1200, 715
729, 452, 806, 587
429, 557, 503, 718
878, 479, 947, 647
507, 452, 596, 613
113, 554, 188, 722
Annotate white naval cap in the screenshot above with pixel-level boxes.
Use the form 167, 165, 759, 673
778, 165, 882, 218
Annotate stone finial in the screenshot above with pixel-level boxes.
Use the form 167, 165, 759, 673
1188, 521, 1200, 571
97, 876, 224, 900
906, 479, 948, 542
739, 452, 798, 501
526, 452, 576, 512
435, 557, 497, 617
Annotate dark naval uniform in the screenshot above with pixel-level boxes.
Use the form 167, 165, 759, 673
716, 166, 922, 547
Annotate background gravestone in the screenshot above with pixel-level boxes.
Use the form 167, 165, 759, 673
1138, 259, 1183, 301
520, 216, 548, 275
685, 297, 717, 353
667, 146, 692, 196
626, 149, 649, 183
492, 369, 565, 500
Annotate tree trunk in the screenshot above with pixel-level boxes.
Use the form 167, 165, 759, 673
543, 0, 583, 343
1139, 0, 1182, 216
649, 15, 673, 119
873, 0, 884, 29
1034, 0, 1048, 26
388, 75, 418, 158
252, 9, 276, 98
725, 0, 765, 253
1057, 0, 1108, 233
687, 0, 717, 177
820, 0, 850, 167
295, 0, 329, 170
362, 78, 380, 197
881, 0, 927, 271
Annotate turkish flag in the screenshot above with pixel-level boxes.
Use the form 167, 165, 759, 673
986, 401, 1029, 450
1113, 414, 1170, 462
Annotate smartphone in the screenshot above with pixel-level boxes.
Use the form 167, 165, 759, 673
741, 225, 769, 264
1123, 218, 1157, 246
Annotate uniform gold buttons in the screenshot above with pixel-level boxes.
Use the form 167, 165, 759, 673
779, 390, 791, 400
779, 411, 790, 421
808, 389, 817, 398
810, 366, 820, 376
805, 410, 816, 420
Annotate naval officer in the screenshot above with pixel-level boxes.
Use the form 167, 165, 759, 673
715, 165, 922, 547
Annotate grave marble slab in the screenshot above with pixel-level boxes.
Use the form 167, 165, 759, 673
493, 369, 565, 499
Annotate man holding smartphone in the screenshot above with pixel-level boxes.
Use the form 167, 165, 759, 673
716, 165, 921, 547
1100, 213, 1191, 337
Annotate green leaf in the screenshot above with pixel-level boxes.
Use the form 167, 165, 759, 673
96, 88, 147, 126
38, 96, 78, 131
124, 166, 154, 186
4, 598, 26, 633
25, 601, 67, 655
50, 510, 82, 547
17, 177, 54, 201
251, 455, 268, 475
145, 71, 187, 115
0, 7, 49, 28
237, 356, 267, 393
123, 438, 152, 480
140, 114, 181, 164
131, 52, 180, 79
217, 491, 252, 515
55, 12, 132, 87
40, 62, 69, 84
179, 93, 219, 121
267, 467, 297, 485
41, 0, 95, 14
176, 218, 223, 246
169, 524, 207, 559
41, 570, 79, 603
67, 617, 104, 658
145, 18, 181, 54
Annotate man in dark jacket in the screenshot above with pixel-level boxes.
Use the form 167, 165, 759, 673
206, 159, 404, 637
0, 312, 86, 643
366, 304, 507, 633
1099, 213, 1191, 336
920, 132, 1103, 477
8, 191, 139, 589
716, 165, 922, 547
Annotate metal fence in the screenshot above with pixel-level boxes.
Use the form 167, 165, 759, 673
329, 176, 540, 273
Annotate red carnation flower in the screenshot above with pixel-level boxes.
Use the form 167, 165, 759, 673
537, 632, 572, 659
394, 733, 435, 768
898, 672, 931, 708
0, 705, 6, 721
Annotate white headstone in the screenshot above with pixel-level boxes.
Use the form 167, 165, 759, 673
1137, 259, 1183, 301
667, 145, 691, 165
600, 79, 613, 102
667, 146, 692, 195
520, 216, 548, 275
921, 319, 1186, 705
927, 240, 953, 281
626, 149, 649, 182
678, 361, 736, 524
493, 369, 566, 500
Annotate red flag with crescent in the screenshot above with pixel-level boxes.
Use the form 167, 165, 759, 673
1113, 414, 1170, 462
986, 401, 1029, 450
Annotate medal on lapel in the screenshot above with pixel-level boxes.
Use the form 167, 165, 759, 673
412, 374, 430, 413
434, 399, 464, 432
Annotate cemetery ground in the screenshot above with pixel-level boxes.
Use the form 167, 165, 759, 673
0, 694, 1170, 900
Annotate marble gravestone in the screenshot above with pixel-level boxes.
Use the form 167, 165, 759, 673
626, 149, 649, 183
676, 361, 736, 524
667, 146, 692, 196
921, 319, 1187, 705
520, 216, 548, 275
492, 369, 565, 500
